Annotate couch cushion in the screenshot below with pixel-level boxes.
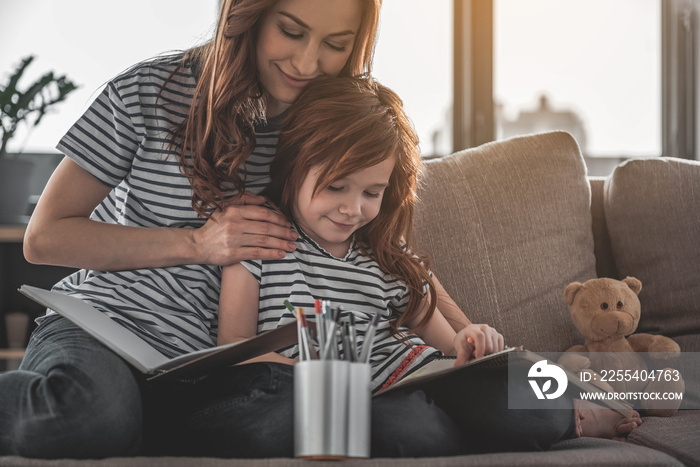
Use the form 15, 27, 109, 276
628, 409, 700, 467
413, 131, 597, 352
589, 177, 619, 278
603, 157, 700, 338
673, 335, 700, 408
0, 442, 685, 466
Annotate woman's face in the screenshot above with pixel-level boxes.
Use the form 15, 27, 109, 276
256, 0, 362, 117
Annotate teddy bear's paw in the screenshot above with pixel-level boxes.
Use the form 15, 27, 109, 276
559, 353, 590, 373
647, 336, 681, 358
641, 374, 684, 416
647, 348, 681, 362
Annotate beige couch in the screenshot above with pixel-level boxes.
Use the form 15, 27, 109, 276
2, 131, 698, 466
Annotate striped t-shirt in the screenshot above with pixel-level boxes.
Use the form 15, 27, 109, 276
44, 54, 281, 357
241, 223, 441, 392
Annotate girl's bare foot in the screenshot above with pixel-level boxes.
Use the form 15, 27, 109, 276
573, 399, 642, 441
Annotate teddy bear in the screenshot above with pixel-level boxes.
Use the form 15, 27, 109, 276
558, 276, 684, 417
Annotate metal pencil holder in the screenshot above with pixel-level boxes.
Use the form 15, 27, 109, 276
294, 360, 371, 459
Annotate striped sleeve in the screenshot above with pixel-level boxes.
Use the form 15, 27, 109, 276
57, 81, 140, 188
241, 259, 263, 283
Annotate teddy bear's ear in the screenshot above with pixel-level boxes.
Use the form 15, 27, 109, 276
623, 276, 642, 295
564, 282, 584, 305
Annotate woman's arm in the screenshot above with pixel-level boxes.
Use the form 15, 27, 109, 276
24, 158, 298, 271
218, 262, 295, 365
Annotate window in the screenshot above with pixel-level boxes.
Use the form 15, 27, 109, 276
0, 0, 219, 154
2, 1, 454, 158
373, 0, 453, 157
493, 0, 662, 159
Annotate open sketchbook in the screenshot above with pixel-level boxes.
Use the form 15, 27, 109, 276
376, 346, 633, 416
19, 285, 298, 381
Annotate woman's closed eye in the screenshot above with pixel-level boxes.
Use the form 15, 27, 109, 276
364, 191, 381, 199
278, 25, 348, 52
325, 41, 347, 52
280, 27, 303, 40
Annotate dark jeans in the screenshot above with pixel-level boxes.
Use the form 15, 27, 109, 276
0, 315, 574, 459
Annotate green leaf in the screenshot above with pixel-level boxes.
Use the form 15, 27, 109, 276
0, 56, 34, 108
0, 55, 79, 156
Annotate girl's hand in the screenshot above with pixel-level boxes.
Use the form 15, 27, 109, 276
453, 324, 505, 366
192, 192, 299, 265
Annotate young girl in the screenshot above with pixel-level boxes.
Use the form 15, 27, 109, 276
218, 76, 642, 456
218, 75, 490, 390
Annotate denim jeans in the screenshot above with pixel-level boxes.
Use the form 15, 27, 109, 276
0, 315, 142, 458
0, 315, 574, 458
0, 315, 297, 458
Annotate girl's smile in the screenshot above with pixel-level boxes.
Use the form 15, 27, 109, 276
327, 218, 355, 230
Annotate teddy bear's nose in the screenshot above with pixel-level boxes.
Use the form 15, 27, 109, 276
591, 312, 634, 336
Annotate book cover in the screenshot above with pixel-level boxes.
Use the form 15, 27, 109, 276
19, 285, 298, 381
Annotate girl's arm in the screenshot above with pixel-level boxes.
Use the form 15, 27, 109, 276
410, 290, 505, 366
23, 158, 297, 271
218, 262, 295, 365
433, 274, 471, 331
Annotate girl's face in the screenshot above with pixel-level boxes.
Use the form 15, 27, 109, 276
256, 0, 362, 118
293, 157, 395, 258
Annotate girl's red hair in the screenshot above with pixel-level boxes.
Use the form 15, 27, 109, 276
266, 76, 437, 335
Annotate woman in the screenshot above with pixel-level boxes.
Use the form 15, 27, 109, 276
1, 0, 388, 458
3, 0, 612, 459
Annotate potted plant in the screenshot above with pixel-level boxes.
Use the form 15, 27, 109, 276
0, 55, 78, 223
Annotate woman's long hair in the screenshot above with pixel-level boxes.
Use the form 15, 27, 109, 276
174, 0, 381, 216
265, 76, 437, 335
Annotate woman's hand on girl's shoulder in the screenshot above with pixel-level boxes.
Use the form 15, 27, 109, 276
192, 192, 299, 266
452, 324, 505, 366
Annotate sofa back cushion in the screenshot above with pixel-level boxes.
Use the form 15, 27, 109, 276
604, 157, 700, 339
413, 131, 597, 352
589, 178, 620, 279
